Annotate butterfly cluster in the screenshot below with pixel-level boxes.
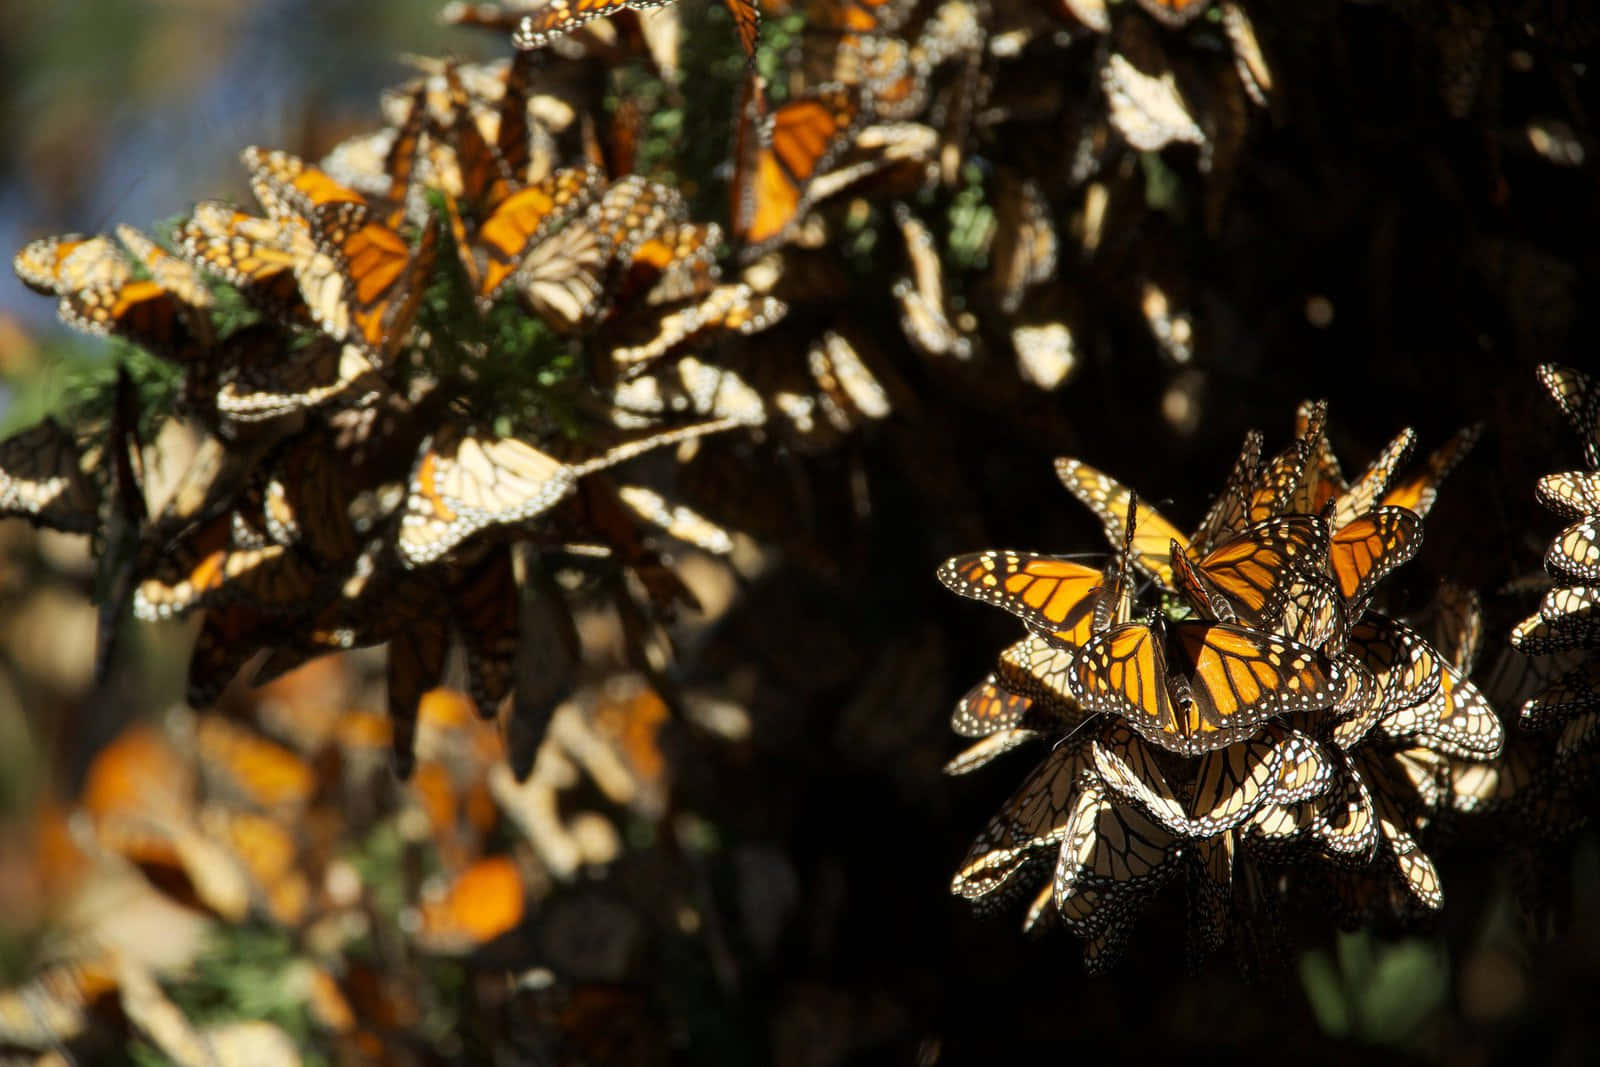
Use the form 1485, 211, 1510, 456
5, 43, 811, 777
1477, 365, 1600, 836
940, 401, 1504, 969
0, 666, 685, 1063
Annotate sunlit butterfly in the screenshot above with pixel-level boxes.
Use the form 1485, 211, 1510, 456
1512, 586, 1600, 654
243, 146, 438, 359
1101, 43, 1203, 152
1377, 423, 1481, 520
952, 741, 1093, 905
1248, 399, 1326, 522
176, 201, 312, 322
1539, 362, 1600, 468
1070, 610, 1341, 757
893, 205, 973, 359
1546, 516, 1600, 583
730, 75, 863, 254
1327, 505, 1422, 606
1052, 778, 1180, 926
608, 283, 788, 369
1537, 469, 1600, 519
1054, 457, 1190, 590
938, 551, 1110, 648
416, 855, 527, 952
1091, 720, 1285, 838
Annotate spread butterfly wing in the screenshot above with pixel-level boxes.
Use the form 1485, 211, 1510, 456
1054, 457, 1188, 589
938, 551, 1106, 648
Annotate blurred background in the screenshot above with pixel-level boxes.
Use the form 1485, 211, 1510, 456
2, 1, 1600, 1065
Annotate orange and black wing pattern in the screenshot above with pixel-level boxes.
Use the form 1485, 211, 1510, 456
1054, 457, 1189, 590
1328, 505, 1422, 605
1074, 620, 1339, 756
939, 551, 1106, 649
731, 76, 862, 253
1188, 515, 1329, 629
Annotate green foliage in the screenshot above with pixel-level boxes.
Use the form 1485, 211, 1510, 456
946, 161, 995, 273
161, 925, 327, 1067
1299, 931, 1449, 1045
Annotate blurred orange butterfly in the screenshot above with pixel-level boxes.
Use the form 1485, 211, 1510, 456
730, 76, 862, 253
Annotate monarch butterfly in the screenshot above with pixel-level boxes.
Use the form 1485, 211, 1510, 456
244, 147, 439, 358
1220, 2, 1272, 107
1167, 516, 1330, 632
24, 231, 213, 367
611, 220, 722, 307
938, 551, 1109, 648
1512, 586, 1600, 654
513, 209, 617, 329
132, 519, 314, 623
398, 426, 576, 568
176, 201, 312, 321
1323, 427, 1416, 531
1270, 728, 1335, 804
1309, 753, 1379, 864
0, 418, 100, 533
465, 166, 606, 302
401, 418, 747, 567
988, 175, 1058, 315
1356, 751, 1445, 910
807, 329, 892, 431
1407, 580, 1484, 675
217, 338, 379, 424
730, 76, 863, 254
1092, 720, 1285, 838
614, 484, 735, 556
1539, 362, 1600, 468
1101, 45, 1204, 153
1335, 614, 1442, 748
893, 205, 973, 359
1135, 0, 1211, 26
431, 59, 603, 299
1547, 516, 1600, 583
1537, 469, 1600, 519
1054, 458, 1191, 590
1249, 399, 1326, 522
952, 741, 1093, 904
1378, 423, 1481, 520
1052, 778, 1180, 917
1521, 659, 1600, 728
1070, 608, 1342, 757
193, 715, 316, 816
611, 355, 768, 427
300, 202, 442, 358
943, 725, 1047, 776
1383, 659, 1504, 760
608, 283, 788, 369
1189, 430, 1264, 556
13, 232, 98, 294
256, 434, 362, 565
1327, 505, 1422, 605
